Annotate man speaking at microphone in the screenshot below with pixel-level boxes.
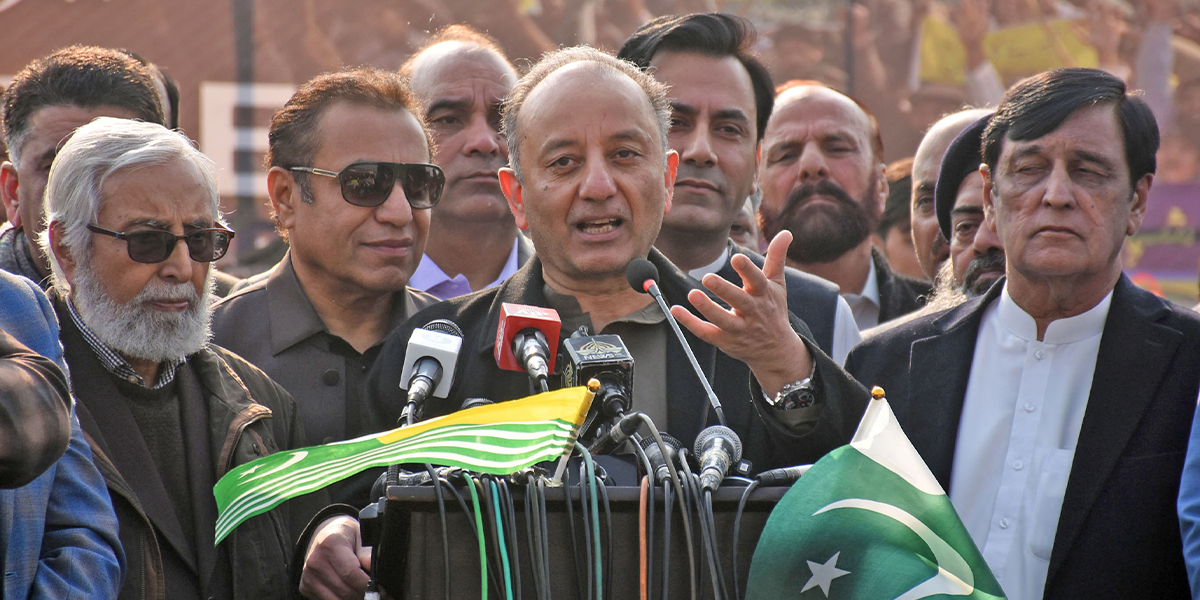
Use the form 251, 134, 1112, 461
297, 45, 871, 600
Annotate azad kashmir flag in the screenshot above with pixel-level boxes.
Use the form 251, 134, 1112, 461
745, 390, 1005, 599
213, 386, 593, 544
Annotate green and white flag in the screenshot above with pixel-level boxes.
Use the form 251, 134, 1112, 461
745, 393, 1006, 599
213, 386, 593, 544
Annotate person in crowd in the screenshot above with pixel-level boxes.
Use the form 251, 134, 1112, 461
211, 68, 438, 506
0, 46, 164, 288
935, 112, 1006, 299
730, 196, 761, 251
757, 81, 931, 330
401, 25, 534, 301
40, 117, 325, 600
618, 12, 861, 364
0, 268, 123, 599
874, 157, 924, 281
910, 109, 994, 283
847, 68, 1198, 598
297, 45, 871, 600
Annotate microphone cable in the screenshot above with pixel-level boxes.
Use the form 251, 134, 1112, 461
462, 472, 489, 600
633, 413, 696, 600
424, 464, 451, 600
678, 454, 722, 600
500, 481, 523, 600
599, 476, 613, 600
703, 488, 731, 600
563, 475, 585, 599
660, 479, 672, 600
488, 479, 515, 600
629, 435, 656, 600
575, 441, 604, 600
639, 475, 650, 600
731, 478, 761, 600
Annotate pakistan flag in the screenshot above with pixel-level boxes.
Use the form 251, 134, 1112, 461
745, 393, 1006, 599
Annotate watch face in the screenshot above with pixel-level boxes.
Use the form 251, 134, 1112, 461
780, 389, 815, 410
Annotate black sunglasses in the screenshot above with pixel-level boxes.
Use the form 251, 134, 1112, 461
289, 162, 445, 209
87, 224, 235, 264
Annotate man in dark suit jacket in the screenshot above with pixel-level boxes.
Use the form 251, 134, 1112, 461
617, 14, 860, 362
847, 69, 1199, 598
297, 45, 871, 599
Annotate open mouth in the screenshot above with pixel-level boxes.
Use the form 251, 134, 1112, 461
578, 218, 623, 235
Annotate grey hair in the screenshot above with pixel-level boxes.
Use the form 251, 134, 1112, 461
501, 45, 671, 183
38, 116, 224, 292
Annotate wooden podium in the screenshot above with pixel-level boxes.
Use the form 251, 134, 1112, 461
372, 484, 788, 599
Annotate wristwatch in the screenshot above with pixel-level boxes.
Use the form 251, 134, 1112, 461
769, 377, 815, 410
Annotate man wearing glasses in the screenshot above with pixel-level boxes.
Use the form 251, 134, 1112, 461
39, 117, 325, 600
211, 68, 439, 506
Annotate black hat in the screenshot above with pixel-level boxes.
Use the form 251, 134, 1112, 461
935, 113, 993, 241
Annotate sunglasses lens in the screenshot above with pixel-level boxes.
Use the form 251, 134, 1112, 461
185, 230, 231, 262
399, 164, 445, 209
126, 231, 176, 263
339, 163, 394, 207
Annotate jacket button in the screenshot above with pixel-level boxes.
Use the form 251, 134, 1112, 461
251, 442, 261, 455
323, 369, 340, 386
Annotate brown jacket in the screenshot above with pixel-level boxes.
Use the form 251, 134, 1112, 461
57, 296, 327, 600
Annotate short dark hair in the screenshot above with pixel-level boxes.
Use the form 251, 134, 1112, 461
618, 13, 773, 141
983, 68, 1158, 187
119, 49, 180, 130
266, 67, 429, 175
400, 24, 514, 79
3, 45, 165, 165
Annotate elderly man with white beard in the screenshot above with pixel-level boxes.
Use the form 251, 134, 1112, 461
38, 117, 325, 600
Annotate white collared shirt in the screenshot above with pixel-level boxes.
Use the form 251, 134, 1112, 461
841, 257, 880, 330
410, 237, 521, 301
950, 283, 1113, 600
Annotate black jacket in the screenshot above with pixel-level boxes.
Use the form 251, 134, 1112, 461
871, 246, 932, 324
364, 249, 870, 472
845, 275, 1200, 598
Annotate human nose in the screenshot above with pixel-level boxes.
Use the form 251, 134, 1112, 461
680, 128, 717, 168
1042, 162, 1076, 210
797, 143, 829, 183
375, 180, 416, 226
463, 114, 504, 158
158, 236, 196, 282
973, 216, 1003, 255
579, 156, 618, 202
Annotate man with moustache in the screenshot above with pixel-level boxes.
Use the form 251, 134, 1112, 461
618, 13, 860, 363
297, 47, 870, 600
211, 69, 438, 505
402, 26, 534, 300
911, 108, 994, 283
758, 82, 930, 330
847, 69, 1199, 597
936, 112, 1006, 298
40, 118, 324, 600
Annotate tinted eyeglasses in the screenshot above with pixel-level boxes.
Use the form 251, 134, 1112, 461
87, 224, 235, 264
289, 162, 445, 209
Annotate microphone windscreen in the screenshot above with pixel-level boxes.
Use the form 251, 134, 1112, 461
694, 425, 743, 462
626, 258, 659, 293
424, 318, 464, 338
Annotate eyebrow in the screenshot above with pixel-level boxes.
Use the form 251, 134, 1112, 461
539, 129, 652, 156
425, 97, 471, 115
1074, 149, 1116, 169
1007, 145, 1044, 163
914, 182, 935, 195
951, 205, 984, 218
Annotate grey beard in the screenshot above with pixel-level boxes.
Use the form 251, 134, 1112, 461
72, 261, 214, 363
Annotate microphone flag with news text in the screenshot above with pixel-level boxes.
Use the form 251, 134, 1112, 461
212, 385, 595, 544
745, 388, 1006, 599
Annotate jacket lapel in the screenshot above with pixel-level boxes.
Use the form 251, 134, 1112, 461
1046, 276, 1180, 585
904, 288, 997, 489
177, 363, 220, 592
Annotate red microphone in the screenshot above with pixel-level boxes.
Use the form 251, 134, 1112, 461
495, 303, 561, 392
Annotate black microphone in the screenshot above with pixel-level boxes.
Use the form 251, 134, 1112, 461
626, 258, 726, 426
587, 411, 641, 455
460, 397, 494, 411
639, 433, 682, 484
399, 319, 464, 425
693, 425, 742, 491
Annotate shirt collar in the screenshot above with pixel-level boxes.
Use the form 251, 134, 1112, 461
842, 256, 880, 308
267, 253, 416, 354
687, 246, 731, 281
996, 282, 1114, 344
66, 298, 185, 389
410, 237, 522, 300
